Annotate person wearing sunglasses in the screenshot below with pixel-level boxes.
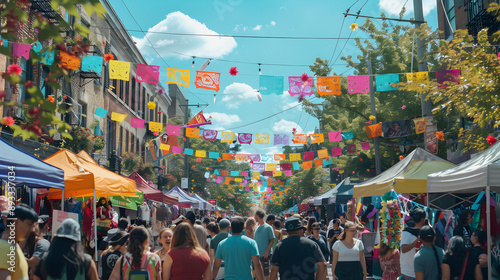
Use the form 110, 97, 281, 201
331, 221, 367, 280
308, 222, 330, 279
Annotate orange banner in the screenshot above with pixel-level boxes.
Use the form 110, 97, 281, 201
309, 133, 325, 144
365, 123, 383, 138
222, 153, 235, 160
274, 154, 286, 161
195, 71, 221, 92
317, 149, 329, 159
317, 76, 341, 96
292, 134, 308, 144
314, 159, 323, 167
303, 161, 313, 169
58, 51, 81, 70
186, 127, 200, 138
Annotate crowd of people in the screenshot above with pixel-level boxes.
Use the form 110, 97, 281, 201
0, 203, 493, 280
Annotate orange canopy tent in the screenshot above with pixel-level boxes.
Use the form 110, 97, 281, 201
43, 149, 137, 199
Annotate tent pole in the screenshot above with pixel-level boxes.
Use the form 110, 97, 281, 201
61, 189, 65, 211
94, 189, 97, 262
487, 186, 492, 280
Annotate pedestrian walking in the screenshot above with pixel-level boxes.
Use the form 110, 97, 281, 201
109, 226, 162, 280
442, 235, 483, 280
155, 228, 173, 264
400, 207, 426, 280
271, 220, 282, 253
0, 204, 39, 280
327, 218, 343, 264
305, 217, 317, 237
331, 221, 367, 280
454, 211, 474, 248
213, 216, 263, 280
379, 243, 401, 280
270, 217, 327, 280
471, 230, 488, 279
26, 215, 50, 277
210, 218, 231, 280
244, 217, 257, 239
162, 222, 211, 280
307, 222, 330, 263
414, 226, 444, 280
34, 218, 98, 280
254, 208, 275, 280
100, 231, 128, 280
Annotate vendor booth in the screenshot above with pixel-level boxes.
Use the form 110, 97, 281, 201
428, 141, 500, 279
312, 177, 353, 206
128, 172, 178, 205
353, 147, 456, 197
165, 186, 200, 207
189, 193, 215, 211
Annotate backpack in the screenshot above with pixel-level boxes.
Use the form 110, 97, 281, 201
120, 254, 150, 280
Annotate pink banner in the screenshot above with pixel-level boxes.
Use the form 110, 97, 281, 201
166, 124, 181, 136
172, 146, 184, 154
361, 142, 371, 150
238, 133, 252, 144
245, 186, 250, 191
249, 154, 261, 162
288, 76, 314, 96
12, 43, 31, 60
130, 117, 145, 129
436, 69, 460, 88
242, 171, 249, 176
202, 130, 217, 141
280, 163, 292, 170
347, 144, 356, 153
328, 130, 343, 142
303, 151, 314, 161
332, 147, 342, 157
136, 64, 160, 85
347, 75, 370, 94
284, 170, 292, 176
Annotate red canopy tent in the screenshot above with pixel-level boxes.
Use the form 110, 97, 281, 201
128, 172, 178, 205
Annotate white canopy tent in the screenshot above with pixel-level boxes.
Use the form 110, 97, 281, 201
427, 141, 500, 279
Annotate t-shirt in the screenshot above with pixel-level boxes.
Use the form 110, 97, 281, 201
168, 247, 210, 280
101, 249, 122, 280
307, 235, 330, 261
442, 250, 479, 280
139, 204, 150, 221
210, 232, 230, 255
332, 239, 364, 262
400, 230, 418, 277
34, 253, 92, 280
0, 239, 29, 280
120, 251, 161, 280
32, 239, 50, 259
414, 246, 444, 280
472, 246, 488, 280
254, 223, 275, 257
215, 235, 259, 280
453, 224, 472, 248
271, 235, 325, 280
194, 224, 209, 251
327, 227, 342, 246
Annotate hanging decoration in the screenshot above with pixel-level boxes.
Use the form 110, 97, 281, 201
487, 135, 498, 145
365, 123, 383, 138
376, 74, 399, 91
379, 192, 402, 248
413, 117, 427, 134
436, 131, 445, 141
166, 68, 190, 88
288, 76, 314, 97
136, 64, 160, 85
58, 51, 81, 70
406, 71, 429, 84
12, 43, 31, 60
259, 75, 284, 95
81, 55, 103, 74
316, 76, 341, 96
147, 101, 156, 110
347, 75, 370, 94
238, 133, 253, 144
229, 67, 239, 76
109, 60, 130, 81
202, 130, 218, 141
195, 70, 221, 92
103, 53, 115, 62
255, 134, 270, 144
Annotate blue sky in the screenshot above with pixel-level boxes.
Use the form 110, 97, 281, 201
110, 0, 438, 156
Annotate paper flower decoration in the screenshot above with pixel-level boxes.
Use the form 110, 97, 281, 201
487, 135, 498, 145
2, 116, 14, 126
196, 158, 202, 163
369, 115, 376, 120
104, 53, 114, 62
301, 73, 309, 82
47, 96, 55, 103
401, 105, 406, 109
147, 101, 156, 110
157, 111, 162, 114
399, 155, 404, 160
350, 23, 358, 31
153, 131, 159, 136
436, 131, 445, 141
7, 64, 22, 76
155, 84, 166, 95
292, 128, 297, 134
366, 120, 372, 124
229, 67, 238, 76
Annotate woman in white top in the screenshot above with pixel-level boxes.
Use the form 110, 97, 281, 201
331, 221, 367, 280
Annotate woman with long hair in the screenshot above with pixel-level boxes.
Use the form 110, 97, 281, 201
155, 228, 173, 263
305, 217, 317, 237
471, 230, 488, 280
244, 217, 257, 239
379, 243, 401, 280
100, 231, 128, 280
33, 219, 98, 280
109, 226, 161, 280
162, 223, 211, 280
442, 235, 483, 280
331, 221, 367, 280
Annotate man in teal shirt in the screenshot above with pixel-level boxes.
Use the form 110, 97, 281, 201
254, 208, 275, 279
414, 225, 444, 280
213, 216, 264, 280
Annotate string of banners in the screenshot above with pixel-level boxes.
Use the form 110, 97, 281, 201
6, 41, 461, 95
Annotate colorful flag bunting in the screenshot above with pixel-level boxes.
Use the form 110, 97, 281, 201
222, 153, 235, 160
130, 117, 145, 129
81, 55, 103, 74
365, 123, 383, 138
361, 142, 371, 150
292, 134, 307, 144
109, 60, 130, 81
332, 147, 342, 157
274, 154, 286, 161
288, 76, 314, 96
292, 162, 300, 170
347, 75, 370, 94
274, 134, 289, 145
195, 71, 220, 91
316, 76, 341, 95
328, 130, 343, 142
280, 163, 292, 170
266, 164, 277, 171
221, 132, 236, 143
238, 133, 252, 144
172, 146, 184, 154
436, 69, 461, 87
303, 161, 313, 169
195, 150, 206, 158
186, 127, 200, 138
255, 134, 269, 144
184, 148, 194, 156
413, 117, 427, 134
12, 43, 31, 60
202, 130, 218, 141
284, 170, 292, 176
166, 124, 181, 136
253, 163, 266, 171
94, 107, 108, 118
347, 144, 357, 153
209, 152, 219, 159
303, 151, 314, 161
341, 130, 354, 140
136, 64, 160, 85
41, 50, 54, 65
166, 68, 190, 88
111, 112, 127, 123
58, 51, 81, 70
376, 74, 399, 91
289, 153, 301, 161
406, 71, 429, 84
317, 149, 329, 159
259, 75, 284, 95
314, 159, 323, 167
310, 133, 325, 143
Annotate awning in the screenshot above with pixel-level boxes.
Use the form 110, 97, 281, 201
165, 186, 199, 206
354, 148, 456, 197
0, 138, 65, 189
189, 193, 215, 211
128, 172, 178, 205
109, 191, 144, 210
312, 178, 353, 205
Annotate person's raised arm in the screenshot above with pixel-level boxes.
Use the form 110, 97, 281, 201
401, 238, 418, 254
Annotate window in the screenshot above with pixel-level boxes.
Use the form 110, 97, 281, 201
125, 130, 129, 153
131, 134, 135, 154
163, 115, 167, 124
125, 81, 129, 105
81, 103, 87, 128
142, 87, 146, 120
119, 126, 123, 156
111, 79, 117, 95
119, 80, 123, 100
106, 117, 116, 158
150, 99, 154, 122
444, 0, 455, 39
131, 77, 136, 111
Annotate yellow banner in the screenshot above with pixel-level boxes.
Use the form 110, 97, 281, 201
109, 60, 130, 81
274, 171, 282, 177
195, 150, 206, 158
255, 134, 269, 144
266, 164, 277, 171
318, 149, 329, 159
413, 117, 427, 134
252, 171, 260, 180
221, 132, 236, 143
166, 68, 190, 88
149, 121, 162, 132
289, 153, 301, 161
111, 112, 127, 123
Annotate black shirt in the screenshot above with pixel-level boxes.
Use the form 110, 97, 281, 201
442, 250, 479, 280
472, 246, 488, 280
327, 228, 342, 246
271, 235, 326, 280
101, 249, 123, 280
453, 224, 472, 248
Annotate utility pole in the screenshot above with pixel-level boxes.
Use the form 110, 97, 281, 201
413, 0, 432, 117
367, 58, 381, 175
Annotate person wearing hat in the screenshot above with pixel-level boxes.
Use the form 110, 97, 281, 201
33, 218, 98, 280
414, 225, 444, 280
400, 207, 427, 280
98, 218, 129, 259
270, 217, 327, 280
100, 231, 129, 280
210, 218, 231, 280
0, 204, 38, 280
213, 216, 264, 280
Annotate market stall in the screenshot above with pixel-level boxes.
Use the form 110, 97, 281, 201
353, 147, 456, 197
165, 186, 200, 207
128, 172, 178, 205
189, 193, 215, 211
311, 177, 353, 206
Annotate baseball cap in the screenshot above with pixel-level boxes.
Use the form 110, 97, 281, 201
419, 225, 435, 240
218, 218, 230, 229
10, 204, 38, 222
173, 215, 185, 225
54, 219, 81, 241
38, 215, 49, 224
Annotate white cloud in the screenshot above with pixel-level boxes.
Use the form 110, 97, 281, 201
379, 0, 436, 16
280, 92, 300, 111
272, 119, 303, 134
133, 11, 237, 60
270, 21, 276, 26
204, 112, 241, 130
221, 83, 260, 109
252, 25, 262, 31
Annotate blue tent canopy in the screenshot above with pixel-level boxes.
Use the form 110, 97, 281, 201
0, 138, 64, 189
